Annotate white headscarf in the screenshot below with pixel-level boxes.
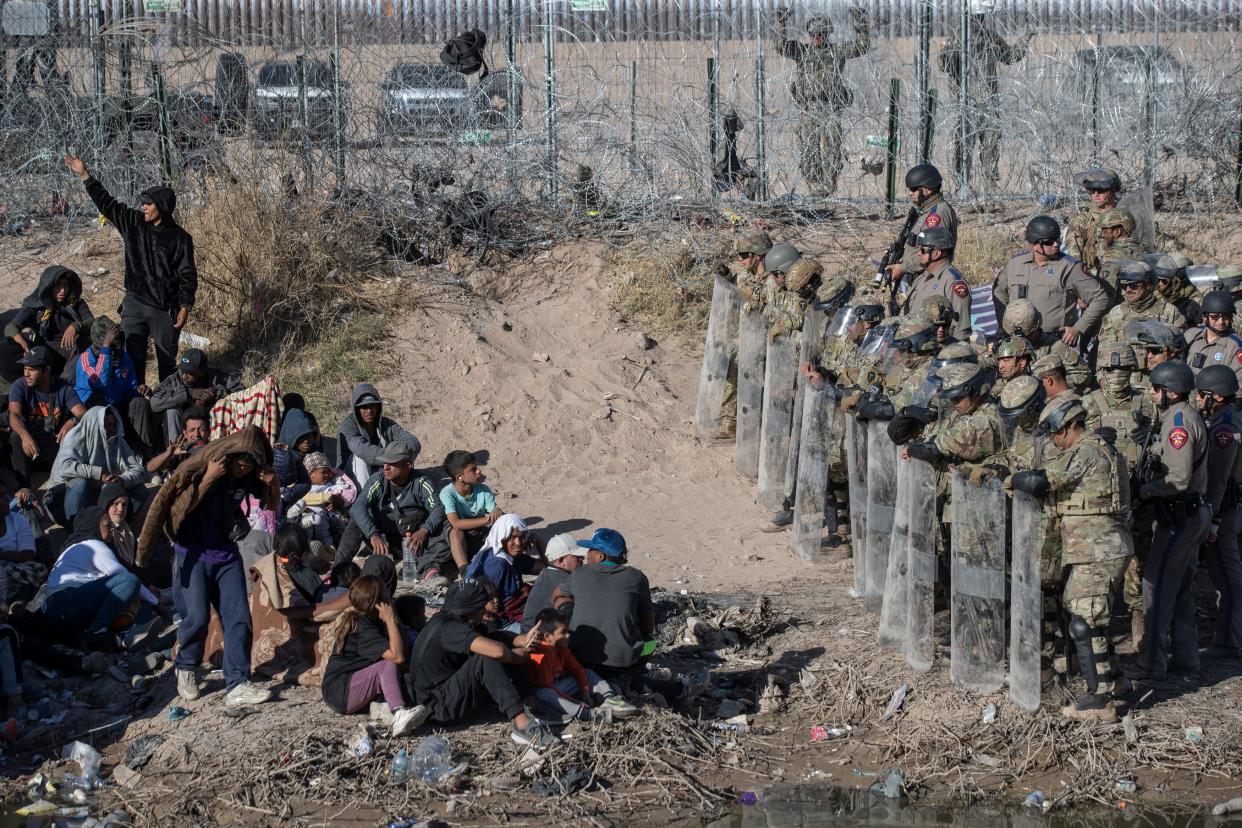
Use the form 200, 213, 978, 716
481, 513, 529, 563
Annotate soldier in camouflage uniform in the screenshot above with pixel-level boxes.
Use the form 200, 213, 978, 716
998, 300, 1092, 394
718, 229, 773, 438
1066, 167, 1122, 273
1196, 366, 1242, 659
761, 244, 820, 341
921, 295, 958, 347
1213, 265, 1242, 336
1127, 319, 1184, 392
1184, 290, 1242, 388
886, 164, 959, 285
991, 336, 1033, 400
1032, 353, 1074, 404
774, 7, 871, 197
1097, 261, 1187, 349
1096, 208, 1148, 293
991, 374, 1046, 474
1131, 361, 1210, 683
937, 1, 1032, 188
857, 316, 941, 444
1084, 341, 1156, 645
1011, 396, 1133, 721
1152, 252, 1202, 326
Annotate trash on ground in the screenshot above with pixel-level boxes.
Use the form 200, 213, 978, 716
810, 725, 852, 742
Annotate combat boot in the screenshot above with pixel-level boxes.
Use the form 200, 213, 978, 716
715, 416, 736, 440
1061, 692, 1117, 723
1130, 610, 1145, 650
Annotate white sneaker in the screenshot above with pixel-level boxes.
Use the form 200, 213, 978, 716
176, 668, 200, 701
391, 705, 431, 737
225, 681, 273, 706
602, 696, 639, 718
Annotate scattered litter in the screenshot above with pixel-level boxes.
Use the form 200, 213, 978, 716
61, 740, 102, 786
1114, 779, 1137, 794
352, 726, 374, 758
1024, 791, 1047, 811
881, 683, 908, 719
738, 791, 758, 805
810, 725, 852, 742
1212, 796, 1242, 816
969, 749, 1001, 768
981, 703, 996, 724
1185, 726, 1204, 742
411, 736, 458, 784
1122, 713, 1139, 744
390, 748, 412, 783
758, 674, 785, 714
111, 764, 142, 789
799, 668, 820, 692
869, 768, 903, 799
167, 706, 192, 721
15, 800, 56, 816
531, 764, 593, 796
123, 734, 165, 770
712, 714, 750, 733
531, 351, 550, 363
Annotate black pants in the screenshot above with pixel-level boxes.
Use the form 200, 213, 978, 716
421, 653, 525, 723
334, 518, 401, 566
121, 297, 179, 382
586, 659, 684, 701
8, 427, 57, 489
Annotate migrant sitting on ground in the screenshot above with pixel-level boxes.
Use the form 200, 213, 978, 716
146, 406, 210, 476
0, 265, 93, 387
272, 405, 322, 510
440, 450, 503, 575
287, 451, 357, 548
463, 514, 544, 630
45, 405, 148, 527
0, 482, 44, 604
337, 383, 421, 486
338, 440, 443, 566
7, 346, 86, 489
408, 579, 557, 747
524, 607, 639, 723
73, 317, 156, 456
321, 574, 430, 736
521, 533, 585, 632
148, 349, 242, 444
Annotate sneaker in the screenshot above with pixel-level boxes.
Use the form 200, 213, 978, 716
420, 568, 450, 590
224, 681, 272, 706
1060, 693, 1117, 723
510, 719, 559, 748
601, 696, 639, 718
588, 706, 614, 724
176, 668, 200, 701
391, 705, 431, 737
369, 701, 395, 726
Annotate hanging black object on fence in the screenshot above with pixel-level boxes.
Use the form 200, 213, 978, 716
441, 29, 490, 79
714, 108, 757, 199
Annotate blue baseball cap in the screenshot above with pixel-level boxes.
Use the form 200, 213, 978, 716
577, 528, 627, 559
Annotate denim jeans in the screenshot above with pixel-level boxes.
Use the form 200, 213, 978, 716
174, 554, 252, 690
48, 479, 149, 527
44, 571, 142, 634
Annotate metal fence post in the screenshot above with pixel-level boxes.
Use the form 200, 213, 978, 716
956, 0, 971, 190
1143, 5, 1160, 191
505, 0, 517, 191
886, 78, 900, 219
1091, 32, 1101, 164
543, 0, 557, 199
708, 57, 718, 185
754, 1, 767, 201
90, 0, 106, 169
331, 0, 345, 189
916, 0, 932, 165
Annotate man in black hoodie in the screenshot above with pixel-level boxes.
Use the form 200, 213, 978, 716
64, 155, 197, 383
0, 265, 93, 388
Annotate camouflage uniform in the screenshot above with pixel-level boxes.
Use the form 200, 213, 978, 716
1137, 397, 1210, 677
937, 21, 1029, 186
992, 250, 1111, 339
1161, 279, 1203, 327
721, 230, 772, 432
898, 195, 959, 278
775, 14, 871, 196
1044, 430, 1133, 693
1067, 203, 1116, 273
1098, 238, 1147, 293
762, 257, 820, 340
1097, 290, 1187, 348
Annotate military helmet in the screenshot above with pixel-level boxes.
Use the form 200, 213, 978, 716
998, 375, 1046, 423
920, 295, 954, 327
1149, 361, 1196, 395
806, 15, 832, 35
916, 226, 954, 252
764, 243, 801, 275
854, 304, 885, 324
1150, 252, 1189, 283
1116, 260, 1154, 285
1002, 299, 1042, 338
1197, 364, 1240, 398
1031, 352, 1065, 378
1215, 264, 1242, 294
1097, 340, 1138, 370
932, 342, 979, 371
1035, 395, 1087, 436
734, 229, 773, 257
994, 336, 1033, 360
1126, 319, 1183, 353
1076, 167, 1121, 191
892, 317, 938, 354
1024, 215, 1061, 244
905, 163, 943, 191
785, 258, 823, 295
815, 272, 854, 311
937, 362, 991, 402
1201, 289, 1236, 317
1099, 207, 1136, 232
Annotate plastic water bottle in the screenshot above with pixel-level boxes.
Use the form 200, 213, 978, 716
389, 748, 411, 784
411, 736, 452, 782
401, 539, 418, 583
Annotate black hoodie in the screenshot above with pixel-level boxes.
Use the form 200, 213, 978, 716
83, 178, 197, 312
4, 266, 94, 356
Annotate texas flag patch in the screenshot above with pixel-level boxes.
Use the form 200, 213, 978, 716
1169, 427, 1189, 449
952, 281, 969, 298
925, 214, 941, 228
1216, 429, 1235, 448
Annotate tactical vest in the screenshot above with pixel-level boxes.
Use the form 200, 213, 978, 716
1086, 389, 1146, 467
1052, 435, 1129, 517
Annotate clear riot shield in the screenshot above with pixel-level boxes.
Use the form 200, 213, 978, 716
791, 382, 834, 562
877, 457, 912, 649
694, 274, 740, 441
950, 471, 1008, 692
904, 456, 937, 672
757, 334, 798, 513
735, 310, 766, 480
1009, 490, 1043, 713
784, 309, 827, 503
864, 420, 898, 613
844, 415, 868, 597
1119, 186, 1156, 251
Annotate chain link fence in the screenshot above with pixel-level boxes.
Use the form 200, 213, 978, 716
1, 0, 1240, 250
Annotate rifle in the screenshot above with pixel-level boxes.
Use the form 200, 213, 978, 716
873, 206, 920, 316
1128, 421, 1160, 525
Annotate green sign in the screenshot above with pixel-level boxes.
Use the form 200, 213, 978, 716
570, 0, 608, 10
457, 130, 493, 145
145, 0, 182, 12
866, 134, 898, 150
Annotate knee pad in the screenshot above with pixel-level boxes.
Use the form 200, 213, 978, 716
1067, 614, 1093, 643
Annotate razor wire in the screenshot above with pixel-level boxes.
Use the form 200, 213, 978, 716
1, 0, 1241, 263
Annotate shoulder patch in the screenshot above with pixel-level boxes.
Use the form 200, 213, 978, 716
1173, 411, 1184, 427
952, 281, 969, 299
1216, 428, 1235, 449
924, 213, 941, 228
1169, 426, 1189, 450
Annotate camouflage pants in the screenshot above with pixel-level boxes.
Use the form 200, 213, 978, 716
1123, 513, 1154, 617
828, 403, 848, 485
795, 105, 843, 195
953, 101, 1001, 185
721, 349, 738, 425
1062, 557, 1130, 685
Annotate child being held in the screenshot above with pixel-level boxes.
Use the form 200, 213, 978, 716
523, 608, 639, 723
287, 452, 358, 546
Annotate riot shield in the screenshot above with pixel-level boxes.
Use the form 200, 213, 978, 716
784, 309, 827, 503
864, 420, 898, 613
950, 471, 1008, 692
791, 382, 834, 562
1009, 490, 1043, 713
1118, 186, 1155, 251
735, 310, 766, 480
844, 414, 868, 597
877, 458, 911, 649
757, 334, 798, 513
904, 456, 937, 672
694, 274, 740, 441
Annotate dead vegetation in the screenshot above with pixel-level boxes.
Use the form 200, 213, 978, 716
606, 232, 732, 341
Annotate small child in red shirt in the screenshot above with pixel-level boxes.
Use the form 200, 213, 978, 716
524, 608, 638, 723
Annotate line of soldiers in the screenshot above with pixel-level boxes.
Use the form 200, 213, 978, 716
713, 162, 1242, 721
